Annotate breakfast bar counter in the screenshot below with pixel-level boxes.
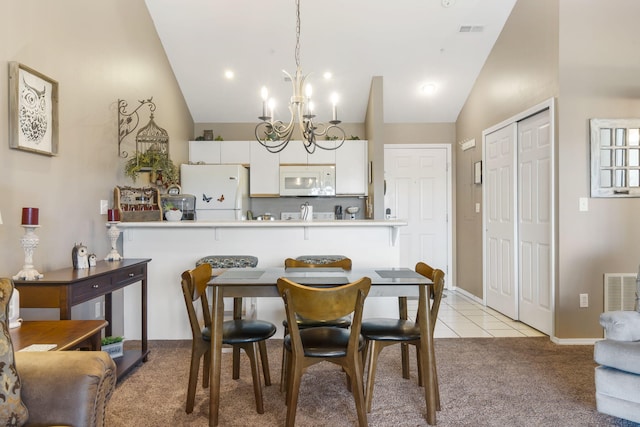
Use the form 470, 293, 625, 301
118, 219, 407, 340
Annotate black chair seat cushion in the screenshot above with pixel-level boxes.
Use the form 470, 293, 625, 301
282, 315, 352, 330
283, 327, 365, 357
202, 320, 277, 344
361, 318, 421, 341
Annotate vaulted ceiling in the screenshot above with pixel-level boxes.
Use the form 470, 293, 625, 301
145, 0, 516, 124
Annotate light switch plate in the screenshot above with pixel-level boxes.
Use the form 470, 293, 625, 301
100, 199, 108, 215
579, 197, 588, 212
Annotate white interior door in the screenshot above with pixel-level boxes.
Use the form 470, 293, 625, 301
384, 145, 451, 278
517, 109, 552, 334
484, 124, 518, 319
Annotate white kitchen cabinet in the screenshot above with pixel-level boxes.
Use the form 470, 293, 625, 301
189, 141, 251, 164
335, 140, 368, 195
188, 140, 221, 163
308, 140, 336, 164
278, 141, 307, 164
279, 140, 336, 164
220, 141, 250, 164
250, 141, 280, 196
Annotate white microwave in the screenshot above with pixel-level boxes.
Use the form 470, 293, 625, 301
279, 165, 336, 196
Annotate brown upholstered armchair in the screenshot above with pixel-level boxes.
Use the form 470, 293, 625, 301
1, 278, 117, 427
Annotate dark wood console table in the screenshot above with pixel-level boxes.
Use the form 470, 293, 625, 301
14, 258, 151, 379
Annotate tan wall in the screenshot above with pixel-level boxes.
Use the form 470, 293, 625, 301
455, 0, 559, 300
556, 0, 640, 338
384, 123, 455, 145
0, 1, 192, 280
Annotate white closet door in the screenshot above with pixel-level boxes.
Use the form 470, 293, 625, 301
518, 109, 552, 335
485, 123, 518, 319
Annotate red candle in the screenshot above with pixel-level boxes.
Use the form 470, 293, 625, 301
21, 207, 39, 225
107, 208, 120, 222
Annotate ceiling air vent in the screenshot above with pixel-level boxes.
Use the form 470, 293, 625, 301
459, 25, 484, 33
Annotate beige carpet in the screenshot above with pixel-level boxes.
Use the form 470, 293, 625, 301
106, 338, 636, 426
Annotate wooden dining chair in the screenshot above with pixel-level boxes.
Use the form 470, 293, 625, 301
180, 263, 277, 414
277, 276, 371, 427
279, 256, 353, 391
195, 255, 267, 382
360, 262, 445, 413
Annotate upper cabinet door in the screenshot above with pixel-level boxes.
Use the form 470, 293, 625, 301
278, 141, 307, 164
250, 141, 280, 196
279, 140, 336, 164
335, 140, 368, 195
308, 140, 336, 164
220, 141, 251, 164
188, 141, 221, 163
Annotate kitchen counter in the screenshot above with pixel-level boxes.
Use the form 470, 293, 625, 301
117, 219, 406, 227
117, 219, 407, 339
118, 219, 407, 245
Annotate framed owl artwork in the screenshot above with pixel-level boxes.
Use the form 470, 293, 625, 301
8, 62, 59, 156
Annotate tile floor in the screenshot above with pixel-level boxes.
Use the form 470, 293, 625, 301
407, 290, 547, 338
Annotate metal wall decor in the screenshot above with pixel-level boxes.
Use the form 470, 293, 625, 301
117, 97, 169, 159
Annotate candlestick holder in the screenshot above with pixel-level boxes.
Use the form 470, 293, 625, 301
13, 225, 44, 281
105, 222, 123, 261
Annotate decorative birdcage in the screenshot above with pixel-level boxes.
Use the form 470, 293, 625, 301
135, 112, 169, 163
118, 98, 177, 184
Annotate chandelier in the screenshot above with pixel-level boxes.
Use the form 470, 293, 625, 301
255, 0, 345, 154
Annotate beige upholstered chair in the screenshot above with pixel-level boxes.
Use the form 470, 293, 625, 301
360, 262, 445, 412
277, 276, 371, 427
0, 277, 116, 427
181, 263, 276, 414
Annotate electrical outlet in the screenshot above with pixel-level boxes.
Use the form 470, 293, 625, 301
95, 302, 101, 318
100, 199, 108, 215
579, 293, 589, 308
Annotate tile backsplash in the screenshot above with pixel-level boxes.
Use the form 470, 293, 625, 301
249, 196, 366, 220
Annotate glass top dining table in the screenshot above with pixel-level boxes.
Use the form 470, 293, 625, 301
207, 267, 439, 426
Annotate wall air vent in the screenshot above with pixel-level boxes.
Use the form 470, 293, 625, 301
603, 273, 637, 311
459, 25, 484, 33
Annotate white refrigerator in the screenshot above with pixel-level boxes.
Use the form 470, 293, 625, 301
180, 164, 249, 220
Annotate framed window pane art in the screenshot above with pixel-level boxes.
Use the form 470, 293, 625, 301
590, 118, 640, 197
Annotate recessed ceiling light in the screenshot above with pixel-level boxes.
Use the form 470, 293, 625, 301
323, 71, 333, 80
421, 83, 437, 96
224, 70, 234, 79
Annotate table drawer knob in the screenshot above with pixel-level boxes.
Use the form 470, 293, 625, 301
128, 273, 135, 277
92, 284, 99, 288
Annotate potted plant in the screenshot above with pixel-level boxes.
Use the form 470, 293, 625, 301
124, 146, 178, 184
163, 202, 182, 221
101, 336, 124, 358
